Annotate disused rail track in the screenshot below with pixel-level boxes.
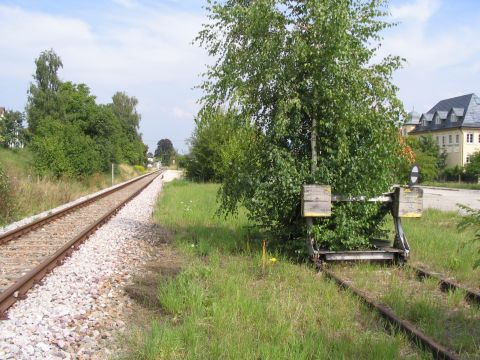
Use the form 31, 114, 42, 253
410, 265, 480, 305
0, 170, 162, 318
323, 268, 461, 360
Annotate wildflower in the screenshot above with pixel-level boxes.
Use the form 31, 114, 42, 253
269, 257, 277, 263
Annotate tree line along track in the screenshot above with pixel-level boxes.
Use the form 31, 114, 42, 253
0, 170, 163, 318
323, 264, 480, 360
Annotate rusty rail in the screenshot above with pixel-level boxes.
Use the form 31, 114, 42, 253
411, 265, 480, 305
0, 171, 161, 246
0, 171, 162, 318
323, 268, 460, 360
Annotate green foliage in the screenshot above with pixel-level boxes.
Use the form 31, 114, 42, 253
0, 110, 25, 148
154, 139, 175, 165
398, 136, 441, 183
25, 50, 147, 178
110, 91, 147, 165
26, 49, 64, 134
134, 164, 146, 173
0, 165, 15, 222
186, 107, 239, 182
457, 205, 480, 269
31, 118, 101, 178
197, 0, 404, 250
176, 154, 189, 169
465, 151, 480, 179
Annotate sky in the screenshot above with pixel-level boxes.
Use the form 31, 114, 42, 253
0, 0, 479, 153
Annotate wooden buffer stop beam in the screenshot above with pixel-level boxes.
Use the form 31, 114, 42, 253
302, 185, 423, 265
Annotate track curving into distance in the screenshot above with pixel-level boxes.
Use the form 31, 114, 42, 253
0, 171, 162, 318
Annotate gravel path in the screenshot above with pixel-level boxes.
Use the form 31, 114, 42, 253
0, 170, 182, 359
0, 175, 156, 291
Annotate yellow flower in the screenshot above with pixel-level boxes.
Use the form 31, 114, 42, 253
269, 257, 277, 263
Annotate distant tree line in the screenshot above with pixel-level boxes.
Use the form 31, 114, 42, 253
1, 49, 147, 178
398, 134, 480, 183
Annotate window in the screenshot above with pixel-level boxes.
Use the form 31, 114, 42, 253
435, 115, 440, 125
451, 114, 457, 122
442, 136, 445, 145
436, 136, 440, 145
466, 155, 471, 163
467, 133, 474, 143
456, 134, 459, 144
449, 135, 452, 144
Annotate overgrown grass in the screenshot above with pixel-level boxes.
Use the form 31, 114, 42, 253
0, 148, 145, 226
400, 209, 480, 289
422, 181, 480, 190
336, 264, 480, 357
124, 180, 427, 359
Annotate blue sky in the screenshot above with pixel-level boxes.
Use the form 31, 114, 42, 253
1, 0, 479, 153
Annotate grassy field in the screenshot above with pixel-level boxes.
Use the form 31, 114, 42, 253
400, 210, 479, 289
422, 181, 480, 190
123, 181, 427, 359
0, 148, 145, 226
335, 264, 480, 357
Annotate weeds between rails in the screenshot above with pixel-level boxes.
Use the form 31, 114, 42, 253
324, 263, 480, 359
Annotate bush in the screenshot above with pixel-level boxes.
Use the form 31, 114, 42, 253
0, 165, 14, 223
133, 164, 145, 173
458, 205, 480, 268
31, 118, 101, 178
465, 151, 480, 181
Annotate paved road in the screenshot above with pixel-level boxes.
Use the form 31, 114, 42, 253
421, 186, 480, 212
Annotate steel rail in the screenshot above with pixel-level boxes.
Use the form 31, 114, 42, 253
411, 265, 480, 305
0, 171, 162, 318
0, 170, 161, 246
323, 268, 460, 360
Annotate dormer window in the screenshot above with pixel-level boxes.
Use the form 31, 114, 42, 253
434, 114, 440, 125
450, 114, 457, 122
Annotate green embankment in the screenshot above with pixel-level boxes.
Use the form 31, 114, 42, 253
124, 181, 427, 359
0, 148, 145, 226
403, 209, 479, 289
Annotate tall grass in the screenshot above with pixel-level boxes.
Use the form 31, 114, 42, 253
0, 148, 145, 226
124, 181, 426, 359
337, 264, 480, 357
401, 209, 480, 288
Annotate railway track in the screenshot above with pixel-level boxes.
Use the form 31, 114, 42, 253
0, 171, 162, 318
410, 265, 480, 305
323, 264, 480, 360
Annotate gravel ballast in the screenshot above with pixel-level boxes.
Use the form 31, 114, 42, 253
0, 170, 182, 359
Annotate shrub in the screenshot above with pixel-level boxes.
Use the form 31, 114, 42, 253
458, 205, 480, 268
134, 164, 145, 173
465, 151, 480, 180
0, 165, 14, 223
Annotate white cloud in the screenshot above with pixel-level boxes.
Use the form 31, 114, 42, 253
378, 0, 480, 112
390, 0, 440, 23
173, 106, 194, 120
111, 0, 138, 8
0, 4, 208, 152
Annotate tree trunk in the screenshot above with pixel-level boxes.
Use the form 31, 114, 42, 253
311, 115, 317, 174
